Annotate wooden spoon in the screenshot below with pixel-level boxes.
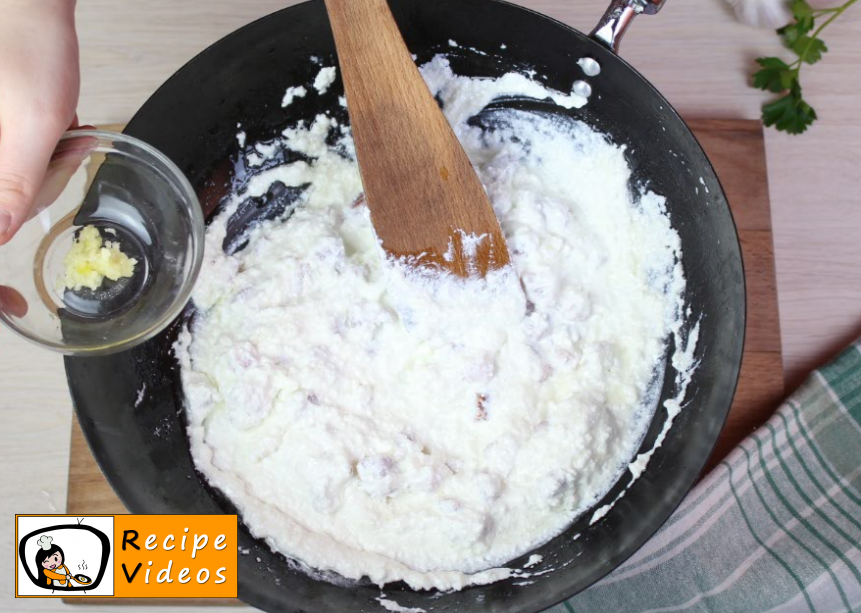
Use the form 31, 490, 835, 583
324, 0, 510, 277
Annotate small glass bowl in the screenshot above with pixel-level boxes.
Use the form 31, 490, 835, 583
0, 130, 204, 355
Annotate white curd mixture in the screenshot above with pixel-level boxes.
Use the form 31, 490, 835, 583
177, 56, 696, 591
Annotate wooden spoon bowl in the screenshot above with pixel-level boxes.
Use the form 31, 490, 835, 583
324, 0, 510, 277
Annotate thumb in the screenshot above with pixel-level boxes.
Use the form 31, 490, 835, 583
0, 118, 67, 245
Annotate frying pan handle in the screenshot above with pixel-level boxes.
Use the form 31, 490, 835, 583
590, 0, 666, 53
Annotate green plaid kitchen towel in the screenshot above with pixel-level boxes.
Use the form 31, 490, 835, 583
551, 340, 861, 613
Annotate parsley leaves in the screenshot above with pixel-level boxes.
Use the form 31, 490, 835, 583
753, 0, 856, 134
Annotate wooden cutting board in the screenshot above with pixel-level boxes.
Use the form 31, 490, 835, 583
65, 118, 783, 605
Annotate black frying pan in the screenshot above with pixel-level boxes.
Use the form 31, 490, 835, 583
65, 1, 745, 612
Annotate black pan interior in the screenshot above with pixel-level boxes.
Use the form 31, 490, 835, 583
64, 1, 745, 612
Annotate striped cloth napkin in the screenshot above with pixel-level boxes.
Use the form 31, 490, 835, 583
551, 339, 861, 613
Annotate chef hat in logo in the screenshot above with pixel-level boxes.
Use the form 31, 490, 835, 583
37, 535, 53, 551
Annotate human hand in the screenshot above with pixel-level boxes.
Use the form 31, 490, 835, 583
0, 0, 80, 245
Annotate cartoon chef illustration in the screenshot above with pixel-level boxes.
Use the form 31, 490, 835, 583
35, 535, 74, 588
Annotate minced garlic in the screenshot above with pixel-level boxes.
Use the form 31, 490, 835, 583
62, 225, 137, 291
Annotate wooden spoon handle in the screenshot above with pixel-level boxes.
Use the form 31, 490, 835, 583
325, 0, 510, 276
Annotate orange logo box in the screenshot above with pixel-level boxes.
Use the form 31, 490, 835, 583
114, 515, 237, 598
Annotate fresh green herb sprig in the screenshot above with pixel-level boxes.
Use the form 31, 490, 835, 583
753, 0, 857, 134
